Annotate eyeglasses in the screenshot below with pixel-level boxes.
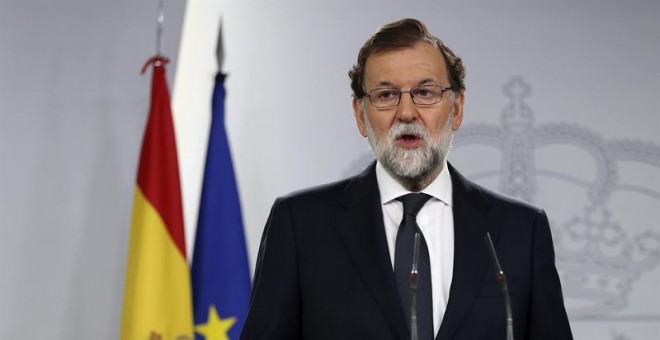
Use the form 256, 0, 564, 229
364, 85, 453, 109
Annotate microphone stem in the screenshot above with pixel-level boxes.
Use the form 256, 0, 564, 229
485, 232, 515, 340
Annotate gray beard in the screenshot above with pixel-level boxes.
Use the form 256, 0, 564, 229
364, 109, 454, 190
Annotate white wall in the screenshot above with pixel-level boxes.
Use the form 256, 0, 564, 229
1, 0, 658, 339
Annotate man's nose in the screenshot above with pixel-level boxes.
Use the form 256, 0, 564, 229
396, 91, 419, 122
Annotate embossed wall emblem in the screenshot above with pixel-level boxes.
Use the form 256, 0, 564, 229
453, 77, 660, 322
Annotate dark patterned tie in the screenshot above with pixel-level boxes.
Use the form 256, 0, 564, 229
395, 193, 434, 340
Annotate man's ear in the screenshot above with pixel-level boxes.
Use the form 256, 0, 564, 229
451, 91, 465, 131
353, 97, 368, 137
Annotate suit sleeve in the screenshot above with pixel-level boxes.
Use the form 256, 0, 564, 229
526, 209, 573, 339
240, 198, 302, 340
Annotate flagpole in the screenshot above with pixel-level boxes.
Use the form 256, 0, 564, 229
216, 17, 224, 72
156, 0, 164, 57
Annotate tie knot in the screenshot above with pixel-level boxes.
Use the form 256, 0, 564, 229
397, 193, 431, 217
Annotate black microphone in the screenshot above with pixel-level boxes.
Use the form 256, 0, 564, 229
484, 232, 514, 340
409, 231, 421, 340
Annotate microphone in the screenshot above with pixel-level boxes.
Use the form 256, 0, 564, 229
409, 231, 421, 340
484, 232, 514, 340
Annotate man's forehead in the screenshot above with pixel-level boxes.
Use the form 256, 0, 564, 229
363, 43, 449, 86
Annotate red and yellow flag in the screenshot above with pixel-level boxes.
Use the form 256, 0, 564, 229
121, 56, 193, 340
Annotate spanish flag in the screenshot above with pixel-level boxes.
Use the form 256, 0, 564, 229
121, 56, 194, 340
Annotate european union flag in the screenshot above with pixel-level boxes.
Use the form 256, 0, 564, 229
191, 72, 251, 340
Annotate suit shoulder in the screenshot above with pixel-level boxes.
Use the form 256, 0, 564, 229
269, 163, 376, 215
450, 163, 544, 217
467, 178, 545, 217
277, 176, 354, 207
482, 183, 540, 210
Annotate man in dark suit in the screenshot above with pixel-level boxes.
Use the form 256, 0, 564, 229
241, 18, 572, 339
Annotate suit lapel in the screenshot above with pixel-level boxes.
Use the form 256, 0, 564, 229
436, 164, 495, 340
331, 163, 409, 339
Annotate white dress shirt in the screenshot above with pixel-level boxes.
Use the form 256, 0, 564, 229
375, 161, 455, 336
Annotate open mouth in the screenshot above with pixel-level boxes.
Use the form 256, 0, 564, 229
396, 134, 423, 148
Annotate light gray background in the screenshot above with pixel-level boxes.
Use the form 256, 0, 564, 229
1, 1, 658, 339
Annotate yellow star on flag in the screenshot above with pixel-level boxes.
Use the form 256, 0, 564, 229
195, 305, 236, 340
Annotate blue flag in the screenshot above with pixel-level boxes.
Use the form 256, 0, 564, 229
192, 73, 251, 340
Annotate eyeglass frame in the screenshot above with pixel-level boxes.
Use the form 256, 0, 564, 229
362, 84, 454, 109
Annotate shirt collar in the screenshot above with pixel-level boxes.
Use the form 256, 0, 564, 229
375, 160, 453, 206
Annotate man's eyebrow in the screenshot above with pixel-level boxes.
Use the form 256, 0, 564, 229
418, 78, 439, 86
373, 81, 395, 88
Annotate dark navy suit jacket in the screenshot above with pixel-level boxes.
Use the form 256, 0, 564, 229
241, 163, 573, 339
